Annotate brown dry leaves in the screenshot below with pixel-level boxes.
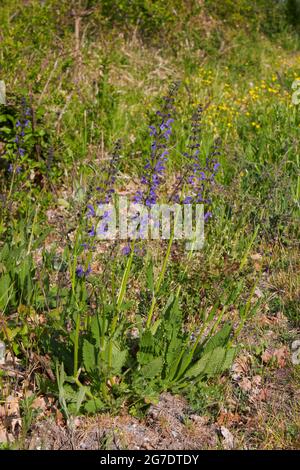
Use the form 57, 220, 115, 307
261, 346, 289, 368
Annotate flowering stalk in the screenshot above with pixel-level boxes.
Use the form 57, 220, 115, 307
171, 104, 221, 218
9, 96, 31, 174
133, 82, 180, 327
170, 105, 222, 301
76, 139, 122, 278
134, 81, 179, 207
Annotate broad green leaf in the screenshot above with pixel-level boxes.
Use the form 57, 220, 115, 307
140, 357, 163, 378
110, 343, 127, 374
82, 339, 96, 372
222, 347, 236, 370
139, 329, 154, 351
57, 198, 70, 208
84, 398, 105, 414
184, 346, 235, 380
137, 350, 155, 365
202, 323, 232, 354
203, 347, 226, 376
90, 316, 101, 348
184, 347, 226, 379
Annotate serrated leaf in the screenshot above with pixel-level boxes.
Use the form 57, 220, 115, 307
90, 316, 101, 348
175, 348, 195, 380
222, 347, 236, 370
139, 329, 154, 352
110, 343, 127, 374
203, 323, 232, 354
82, 339, 96, 372
184, 347, 225, 379
165, 331, 185, 381
203, 347, 227, 376
184, 346, 235, 380
137, 350, 155, 365
18, 257, 30, 292
85, 398, 105, 414
140, 356, 163, 378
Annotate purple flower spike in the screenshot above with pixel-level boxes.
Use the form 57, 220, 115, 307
133, 82, 180, 208
149, 126, 157, 136
88, 226, 96, 237
76, 265, 91, 278
76, 266, 84, 278
87, 204, 96, 218
122, 245, 131, 256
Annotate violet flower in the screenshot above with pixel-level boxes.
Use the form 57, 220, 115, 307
170, 104, 221, 221
134, 81, 180, 207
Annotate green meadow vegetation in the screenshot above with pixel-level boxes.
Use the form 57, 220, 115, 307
0, 0, 299, 449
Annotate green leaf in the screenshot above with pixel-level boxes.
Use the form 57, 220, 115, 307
165, 331, 185, 381
0, 273, 11, 309
139, 329, 155, 352
222, 347, 236, 370
18, 257, 31, 292
57, 198, 70, 209
82, 339, 96, 372
110, 343, 127, 374
75, 386, 86, 414
184, 349, 215, 379
184, 346, 235, 380
174, 348, 194, 381
202, 347, 226, 377
137, 350, 155, 365
202, 323, 232, 354
140, 357, 163, 378
84, 398, 105, 414
90, 316, 101, 348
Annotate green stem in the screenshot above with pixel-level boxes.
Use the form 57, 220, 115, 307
146, 231, 174, 328
73, 310, 80, 377
74, 377, 96, 400
116, 240, 135, 310
239, 224, 260, 271
27, 203, 40, 255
